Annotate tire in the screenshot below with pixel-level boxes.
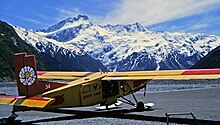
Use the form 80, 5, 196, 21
136, 101, 145, 111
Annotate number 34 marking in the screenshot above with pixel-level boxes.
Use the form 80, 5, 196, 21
45, 84, 51, 90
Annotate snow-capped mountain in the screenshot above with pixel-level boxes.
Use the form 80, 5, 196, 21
14, 26, 105, 71
15, 15, 220, 71
37, 15, 92, 42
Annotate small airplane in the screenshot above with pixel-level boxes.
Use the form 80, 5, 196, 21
0, 52, 220, 121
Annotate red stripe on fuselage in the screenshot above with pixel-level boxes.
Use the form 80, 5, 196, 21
37, 71, 47, 75
182, 69, 220, 75
27, 97, 51, 101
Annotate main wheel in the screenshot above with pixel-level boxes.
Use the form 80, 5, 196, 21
136, 101, 145, 111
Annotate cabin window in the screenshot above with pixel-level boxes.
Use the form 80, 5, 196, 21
82, 85, 91, 93
101, 80, 119, 98
91, 83, 101, 91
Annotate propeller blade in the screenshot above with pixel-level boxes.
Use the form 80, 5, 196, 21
144, 85, 146, 97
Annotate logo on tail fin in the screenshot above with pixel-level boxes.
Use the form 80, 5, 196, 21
19, 66, 36, 86
14, 52, 67, 97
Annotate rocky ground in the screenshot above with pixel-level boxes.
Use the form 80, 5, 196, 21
0, 80, 220, 124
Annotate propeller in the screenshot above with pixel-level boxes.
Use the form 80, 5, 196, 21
144, 85, 147, 97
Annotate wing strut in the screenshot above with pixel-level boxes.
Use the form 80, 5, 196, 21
127, 82, 138, 104
119, 82, 149, 111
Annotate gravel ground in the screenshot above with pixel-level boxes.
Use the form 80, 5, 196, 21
0, 80, 220, 125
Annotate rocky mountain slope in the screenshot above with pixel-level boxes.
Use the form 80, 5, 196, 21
192, 46, 220, 69
0, 21, 46, 81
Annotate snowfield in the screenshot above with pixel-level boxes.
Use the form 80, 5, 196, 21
14, 15, 220, 71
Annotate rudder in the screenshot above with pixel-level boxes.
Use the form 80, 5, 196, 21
14, 53, 67, 97
14, 53, 39, 97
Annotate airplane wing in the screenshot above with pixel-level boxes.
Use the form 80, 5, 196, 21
40, 69, 220, 95
37, 71, 92, 79
37, 69, 220, 80
0, 94, 54, 108
102, 69, 220, 80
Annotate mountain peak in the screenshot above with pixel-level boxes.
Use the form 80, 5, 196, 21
67, 15, 89, 21
38, 15, 90, 33
103, 22, 149, 33
129, 22, 149, 32
63, 15, 90, 24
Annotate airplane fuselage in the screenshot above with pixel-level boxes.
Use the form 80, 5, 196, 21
42, 79, 148, 109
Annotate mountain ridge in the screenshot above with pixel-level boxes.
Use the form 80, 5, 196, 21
14, 25, 106, 72
192, 46, 220, 69
0, 21, 46, 81
14, 15, 220, 71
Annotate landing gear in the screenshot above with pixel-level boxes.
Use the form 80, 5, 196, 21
120, 96, 146, 112
136, 101, 145, 111
119, 83, 153, 112
119, 86, 144, 111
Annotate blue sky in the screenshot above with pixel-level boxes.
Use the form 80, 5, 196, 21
0, 0, 220, 35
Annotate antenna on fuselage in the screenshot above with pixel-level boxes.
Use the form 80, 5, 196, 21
106, 67, 109, 73
99, 67, 109, 74
99, 69, 103, 74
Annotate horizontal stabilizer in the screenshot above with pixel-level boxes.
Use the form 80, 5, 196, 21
0, 95, 24, 104
0, 95, 54, 108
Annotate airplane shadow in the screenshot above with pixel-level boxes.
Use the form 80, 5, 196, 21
1, 107, 219, 125
25, 108, 161, 124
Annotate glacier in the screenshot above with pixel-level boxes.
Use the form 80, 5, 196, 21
13, 15, 220, 71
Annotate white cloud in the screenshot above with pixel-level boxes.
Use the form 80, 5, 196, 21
44, 5, 83, 22
101, 0, 220, 26
193, 14, 220, 28
192, 23, 209, 30
44, 5, 105, 25
15, 16, 44, 25
54, 8, 82, 21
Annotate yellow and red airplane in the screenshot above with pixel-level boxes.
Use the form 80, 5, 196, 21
0, 52, 220, 117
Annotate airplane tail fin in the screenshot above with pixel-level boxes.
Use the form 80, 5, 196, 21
14, 53, 66, 97
14, 53, 40, 97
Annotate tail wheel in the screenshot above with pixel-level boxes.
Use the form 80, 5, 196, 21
136, 101, 145, 111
